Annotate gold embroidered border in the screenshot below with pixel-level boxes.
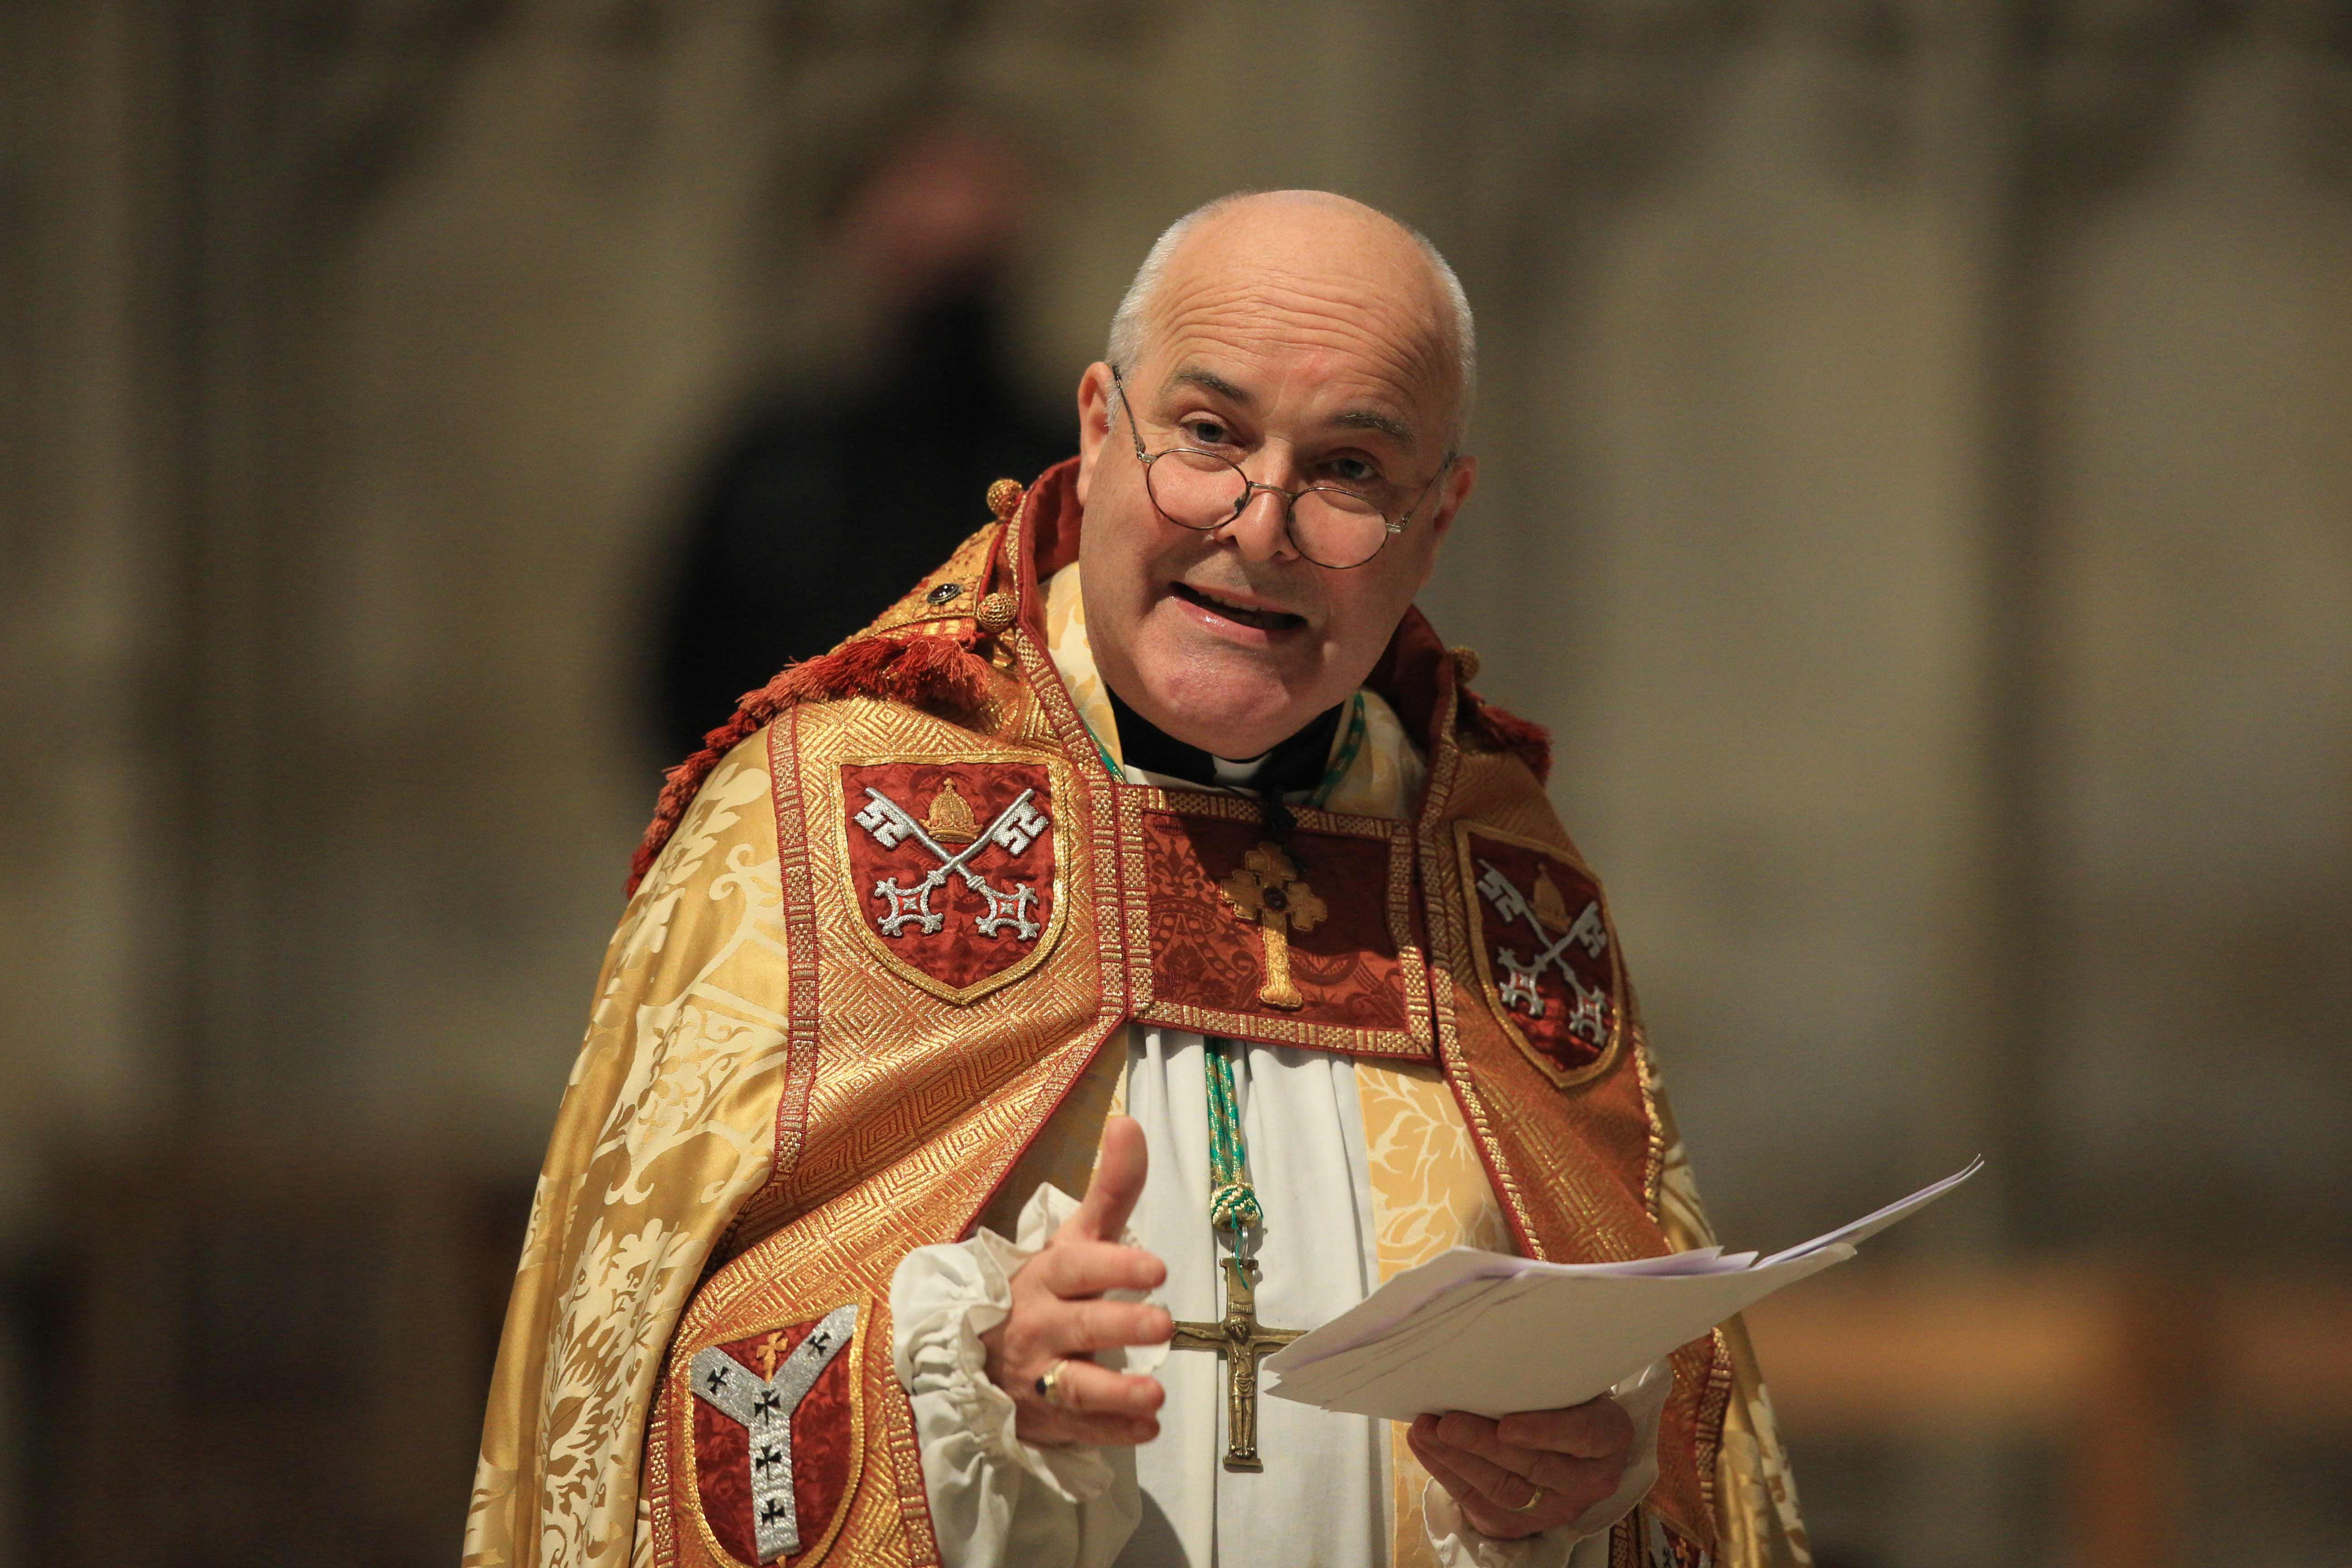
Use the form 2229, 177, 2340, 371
1119, 783, 1436, 1058
1607, 1513, 1640, 1568
673, 1297, 872, 1568
1692, 1326, 1735, 1535
825, 749, 1076, 1006
650, 1376, 681, 1568
718, 709, 826, 1258
999, 494, 1142, 1038
1450, 818, 1629, 1091
1635, 1027, 1669, 1222
1412, 674, 1545, 1255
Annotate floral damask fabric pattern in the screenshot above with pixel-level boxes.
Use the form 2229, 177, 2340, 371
1356, 1058, 1516, 1568
466, 747, 797, 1568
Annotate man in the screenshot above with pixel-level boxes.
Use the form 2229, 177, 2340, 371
465, 191, 1810, 1568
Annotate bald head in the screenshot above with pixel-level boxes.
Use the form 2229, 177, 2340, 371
1107, 191, 1476, 448
1073, 189, 1481, 760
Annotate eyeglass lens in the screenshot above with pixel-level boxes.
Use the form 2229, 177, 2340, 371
1145, 449, 1392, 569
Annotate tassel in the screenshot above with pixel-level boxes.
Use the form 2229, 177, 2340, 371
1462, 691, 1553, 785
626, 632, 994, 895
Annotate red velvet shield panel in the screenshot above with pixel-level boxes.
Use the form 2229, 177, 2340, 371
689, 1316, 862, 1567
1455, 823, 1627, 1088
837, 759, 1066, 1004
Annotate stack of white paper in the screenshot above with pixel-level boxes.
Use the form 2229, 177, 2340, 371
1263, 1157, 1982, 1422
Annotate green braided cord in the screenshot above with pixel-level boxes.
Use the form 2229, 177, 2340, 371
1308, 692, 1369, 809
1209, 1181, 1263, 1231
1203, 1042, 1260, 1239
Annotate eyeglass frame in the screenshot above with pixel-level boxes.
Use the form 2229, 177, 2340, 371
1106, 363, 1456, 571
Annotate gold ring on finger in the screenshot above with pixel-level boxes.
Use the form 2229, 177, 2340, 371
1511, 1485, 1545, 1512
1034, 1358, 1072, 1406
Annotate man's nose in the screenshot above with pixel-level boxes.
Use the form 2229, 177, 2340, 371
1218, 450, 1304, 562
1218, 485, 1297, 562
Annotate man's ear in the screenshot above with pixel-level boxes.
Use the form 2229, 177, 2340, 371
1428, 451, 1477, 542
1074, 362, 1114, 508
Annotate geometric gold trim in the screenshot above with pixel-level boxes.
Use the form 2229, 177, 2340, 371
1451, 818, 1625, 1090
828, 750, 1075, 1007
677, 1294, 871, 1568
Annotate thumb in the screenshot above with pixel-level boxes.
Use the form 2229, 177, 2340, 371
1065, 1113, 1148, 1243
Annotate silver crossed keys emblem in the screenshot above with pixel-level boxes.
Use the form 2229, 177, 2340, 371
689, 1304, 857, 1563
1475, 858, 1612, 1047
853, 779, 1049, 941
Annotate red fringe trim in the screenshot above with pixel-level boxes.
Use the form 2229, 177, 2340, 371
1463, 691, 1554, 785
626, 633, 993, 895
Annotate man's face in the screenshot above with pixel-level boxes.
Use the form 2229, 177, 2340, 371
1073, 202, 1477, 760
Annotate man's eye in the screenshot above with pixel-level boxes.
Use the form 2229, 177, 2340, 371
1183, 419, 1231, 447
1325, 457, 1380, 486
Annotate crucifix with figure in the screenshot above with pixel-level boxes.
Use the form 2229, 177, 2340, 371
1169, 1252, 1303, 1470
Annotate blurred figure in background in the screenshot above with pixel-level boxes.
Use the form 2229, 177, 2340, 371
656, 119, 1069, 761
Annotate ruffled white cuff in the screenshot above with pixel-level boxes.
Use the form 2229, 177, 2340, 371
889, 1184, 1143, 1568
1421, 1357, 1675, 1568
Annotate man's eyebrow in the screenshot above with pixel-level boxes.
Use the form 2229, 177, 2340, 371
1333, 407, 1415, 446
1164, 366, 1253, 404
1164, 367, 1418, 447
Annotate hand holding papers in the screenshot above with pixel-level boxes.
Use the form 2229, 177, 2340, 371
1263, 1156, 1982, 1422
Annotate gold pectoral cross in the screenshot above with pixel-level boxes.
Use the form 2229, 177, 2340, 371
1218, 842, 1328, 1010
1169, 1253, 1303, 1470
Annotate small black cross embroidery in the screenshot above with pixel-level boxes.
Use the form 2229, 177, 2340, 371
808, 1330, 830, 1353
753, 1390, 784, 1420
753, 1442, 782, 1477
704, 1367, 730, 1396
759, 1499, 786, 1527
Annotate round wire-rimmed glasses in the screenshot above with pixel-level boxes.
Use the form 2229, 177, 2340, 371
1108, 364, 1454, 570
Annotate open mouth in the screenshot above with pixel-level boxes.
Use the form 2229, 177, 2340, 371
1171, 583, 1307, 633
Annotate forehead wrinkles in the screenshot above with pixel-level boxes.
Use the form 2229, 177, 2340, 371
1149, 268, 1454, 422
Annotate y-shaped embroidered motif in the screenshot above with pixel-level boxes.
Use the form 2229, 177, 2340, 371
689, 1304, 858, 1562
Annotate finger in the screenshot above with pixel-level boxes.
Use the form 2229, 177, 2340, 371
1498, 1396, 1636, 1460
1407, 1421, 1478, 1497
1034, 1358, 1166, 1421
1432, 1411, 1537, 1482
1433, 1416, 1620, 1508
1065, 1115, 1149, 1243
1415, 1431, 1532, 1508
1408, 1425, 1548, 1541
1040, 1298, 1174, 1355
1520, 1448, 1626, 1502
1026, 1238, 1166, 1300
1433, 1410, 1599, 1491
1022, 1408, 1161, 1449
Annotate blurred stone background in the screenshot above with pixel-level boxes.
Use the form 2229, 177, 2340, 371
1, 2, 2346, 1565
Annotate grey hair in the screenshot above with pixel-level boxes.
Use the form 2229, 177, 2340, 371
1104, 191, 1478, 449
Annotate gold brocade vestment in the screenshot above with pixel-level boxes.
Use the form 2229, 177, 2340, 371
464, 461, 1812, 1568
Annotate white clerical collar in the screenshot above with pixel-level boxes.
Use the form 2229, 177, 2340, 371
1210, 751, 1272, 786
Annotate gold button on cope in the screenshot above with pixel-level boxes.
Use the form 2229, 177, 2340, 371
976, 592, 1018, 634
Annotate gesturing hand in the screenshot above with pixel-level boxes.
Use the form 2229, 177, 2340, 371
980, 1114, 1174, 1447
1407, 1396, 1637, 1541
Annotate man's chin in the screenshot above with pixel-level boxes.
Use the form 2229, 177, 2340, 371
1131, 667, 1315, 758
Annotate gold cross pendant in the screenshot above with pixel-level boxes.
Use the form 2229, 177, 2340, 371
1169, 1254, 1303, 1470
1218, 842, 1328, 1009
